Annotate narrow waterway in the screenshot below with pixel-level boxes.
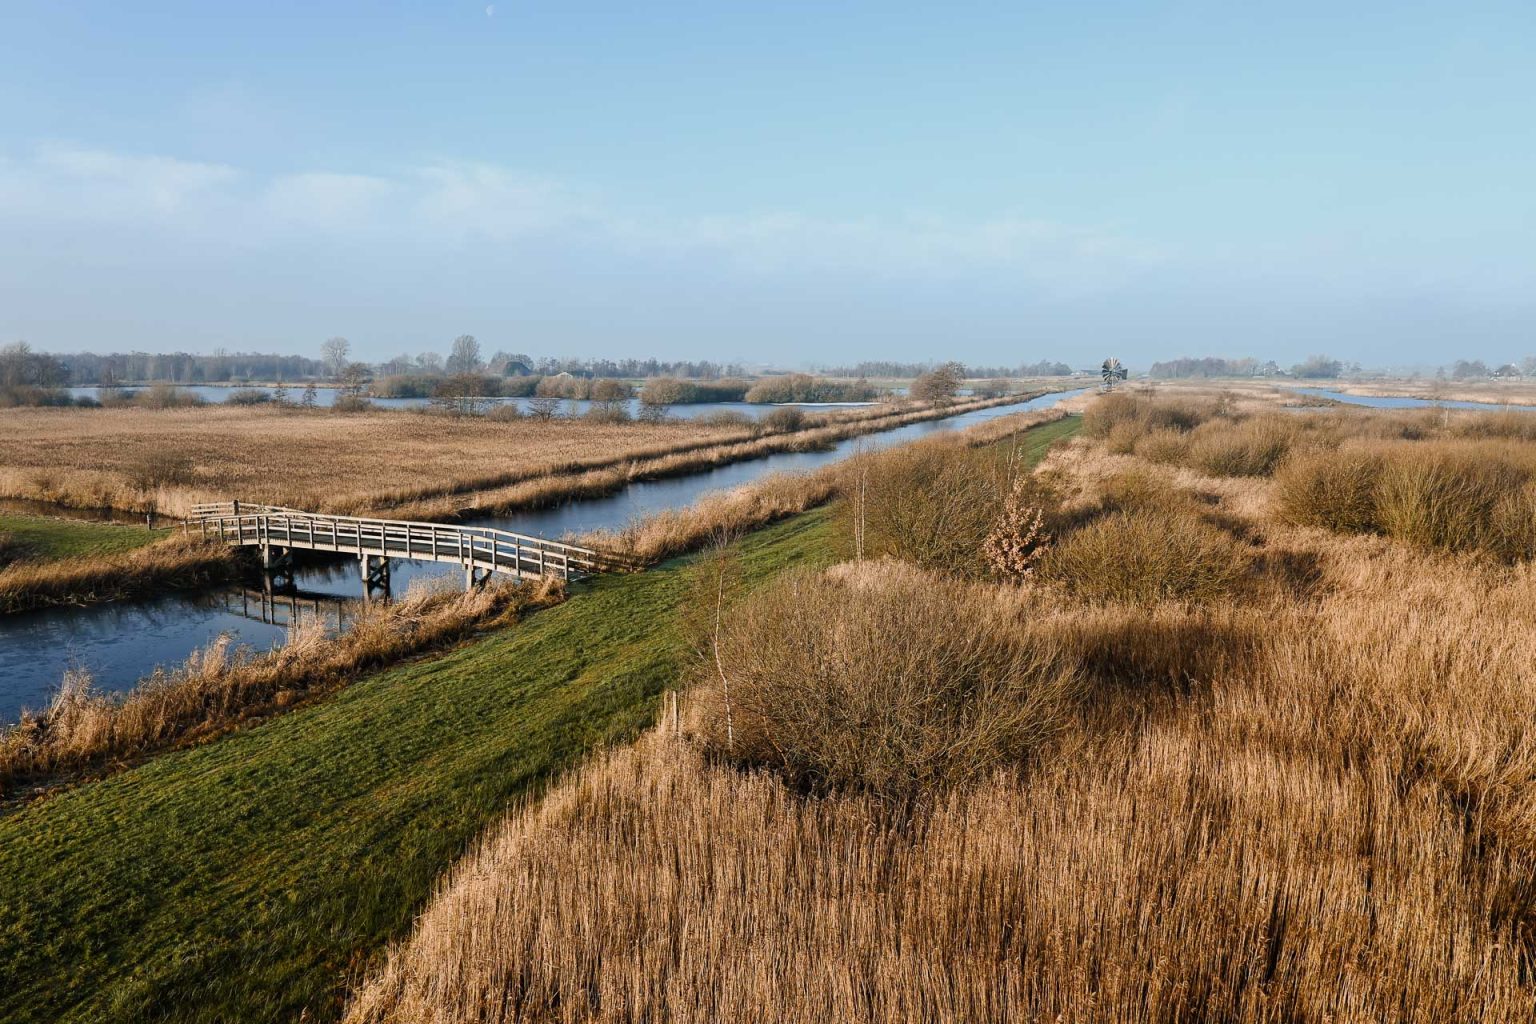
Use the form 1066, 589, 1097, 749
0, 390, 1084, 721
1293, 387, 1536, 413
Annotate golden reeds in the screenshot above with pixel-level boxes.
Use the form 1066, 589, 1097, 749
0, 534, 240, 613
347, 392, 1536, 1023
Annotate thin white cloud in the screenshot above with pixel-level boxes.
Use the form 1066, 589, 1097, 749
264, 172, 395, 227
0, 143, 1163, 292
0, 143, 237, 220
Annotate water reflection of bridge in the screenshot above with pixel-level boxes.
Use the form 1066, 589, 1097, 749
217, 586, 350, 630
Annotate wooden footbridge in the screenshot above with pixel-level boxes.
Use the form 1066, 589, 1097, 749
188, 502, 612, 595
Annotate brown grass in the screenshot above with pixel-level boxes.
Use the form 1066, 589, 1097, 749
0, 393, 1055, 521
0, 576, 564, 796
0, 404, 753, 518
0, 534, 241, 613
347, 394, 1536, 1022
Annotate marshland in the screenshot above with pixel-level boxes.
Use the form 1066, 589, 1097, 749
7, 372, 1536, 1024
8, 3, 1536, 1021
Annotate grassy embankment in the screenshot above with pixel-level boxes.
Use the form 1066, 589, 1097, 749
0, 513, 238, 614
0, 416, 1079, 1024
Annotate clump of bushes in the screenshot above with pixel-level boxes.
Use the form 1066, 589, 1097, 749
1083, 393, 1214, 442
744, 374, 880, 404
225, 387, 272, 406
701, 562, 1079, 799
761, 406, 807, 433
1040, 508, 1252, 604
640, 377, 751, 406
1184, 417, 1298, 477
133, 383, 205, 409
836, 439, 1018, 576
1273, 449, 1384, 534
1274, 441, 1536, 560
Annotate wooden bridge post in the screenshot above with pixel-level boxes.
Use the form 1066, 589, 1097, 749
361, 553, 392, 602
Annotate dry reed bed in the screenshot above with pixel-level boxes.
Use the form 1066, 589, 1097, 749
0, 393, 1047, 521
0, 405, 752, 518
1084, 390, 1536, 560
352, 550, 1536, 1022
349, 399, 1536, 1023
0, 576, 564, 797
387, 392, 1058, 522
577, 407, 1071, 564
0, 534, 241, 613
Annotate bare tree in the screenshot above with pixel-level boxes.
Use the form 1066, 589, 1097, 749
446, 335, 482, 375
527, 395, 562, 421
909, 362, 964, 405
321, 337, 351, 378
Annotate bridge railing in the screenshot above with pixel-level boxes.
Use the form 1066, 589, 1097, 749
187, 503, 626, 581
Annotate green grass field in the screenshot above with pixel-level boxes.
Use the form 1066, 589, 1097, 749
0, 512, 165, 564
0, 417, 1077, 1024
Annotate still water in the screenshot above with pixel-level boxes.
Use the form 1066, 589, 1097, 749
0, 390, 1084, 720
65, 386, 872, 420
1293, 387, 1536, 413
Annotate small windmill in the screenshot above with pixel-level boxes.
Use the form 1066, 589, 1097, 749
1101, 357, 1128, 390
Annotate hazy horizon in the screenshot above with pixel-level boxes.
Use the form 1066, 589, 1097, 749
3, 3, 1533, 367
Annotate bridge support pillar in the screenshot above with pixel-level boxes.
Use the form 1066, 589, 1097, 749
361, 553, 392, 602
465, 565, 493, 591
261, 544, 295, 592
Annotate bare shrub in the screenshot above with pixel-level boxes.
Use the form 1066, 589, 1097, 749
1041, 508, 1251, 604
331, 393, 375, 413
1083, 392, 1212, 440
699, 562, 1079, 799
483, 402, 523, 422
125, 450, 195, 492
761, 405, 806, 433
1372, 444, 1531, 556
1185, 416, 1297, 476
982, 477, 1051, 580
836, 439, 1008, 575
133, 383, 204, 409
1134, 426, 1191, 464
1273, 448, 1384, 534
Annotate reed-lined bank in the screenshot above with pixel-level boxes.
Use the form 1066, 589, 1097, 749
0, 533, 241, 614
0, 577, 563, 798
579, 407, 1074, 564
388, 391, 1067, 522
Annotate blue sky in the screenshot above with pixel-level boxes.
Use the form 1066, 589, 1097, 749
1, 1, 1532, 368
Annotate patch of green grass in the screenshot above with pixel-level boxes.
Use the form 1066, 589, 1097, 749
0, 418, 1078, 1024
0, 513, 165, 564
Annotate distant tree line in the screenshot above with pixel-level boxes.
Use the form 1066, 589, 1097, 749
818, 360, 1075, 378
55, 350, 328, 385
1150, 355, 1344, 379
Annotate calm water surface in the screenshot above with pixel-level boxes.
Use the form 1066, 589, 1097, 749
65, 386, 875, 420
0, 390, 1083, 720
1293, 387, 1536, 413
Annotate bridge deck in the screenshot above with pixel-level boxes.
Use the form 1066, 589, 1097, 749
188, 502, 609, 583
